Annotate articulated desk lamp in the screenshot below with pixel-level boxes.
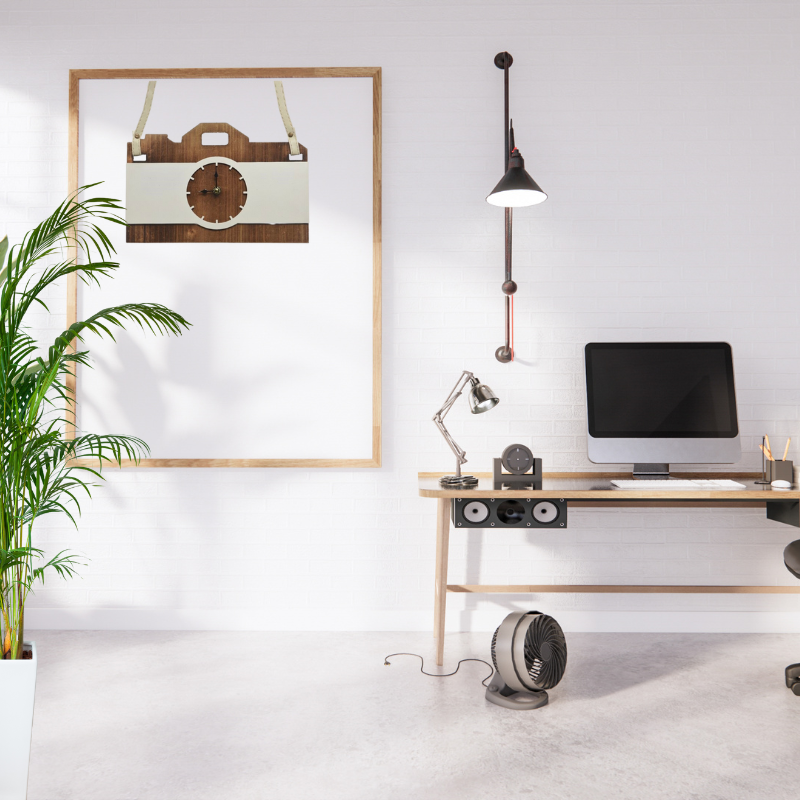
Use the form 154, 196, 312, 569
487, 51, 547, 363
433, 371, 499, 487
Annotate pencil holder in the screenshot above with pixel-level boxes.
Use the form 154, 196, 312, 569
766, 460, 793, 483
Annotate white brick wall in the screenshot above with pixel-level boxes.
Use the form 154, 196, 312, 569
3, 0, 800, 632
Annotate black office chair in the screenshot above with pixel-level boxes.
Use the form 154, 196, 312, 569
783, 540, 800, 694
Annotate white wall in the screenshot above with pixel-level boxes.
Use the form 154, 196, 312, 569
4, 0, 800, 632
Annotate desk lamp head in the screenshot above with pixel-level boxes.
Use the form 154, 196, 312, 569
468, 380, 499, 414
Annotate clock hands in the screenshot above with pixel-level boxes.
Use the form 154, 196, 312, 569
187, 163, 246, 222
199, 165, 222, 196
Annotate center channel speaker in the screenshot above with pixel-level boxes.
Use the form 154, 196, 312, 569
453, 498, 567, 529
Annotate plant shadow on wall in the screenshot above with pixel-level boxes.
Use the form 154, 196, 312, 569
0, 186, 190, 659
86, 282, 280, 460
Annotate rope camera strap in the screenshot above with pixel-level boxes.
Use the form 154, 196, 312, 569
131, 80, 299, 158
131, 80, 157, 157
274, 80, 300, 156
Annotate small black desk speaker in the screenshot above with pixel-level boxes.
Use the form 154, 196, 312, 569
452, 497, 567, 529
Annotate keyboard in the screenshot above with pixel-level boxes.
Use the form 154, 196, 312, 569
611, 479, 747, 490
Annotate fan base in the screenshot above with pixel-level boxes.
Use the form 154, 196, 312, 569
786, 663, 800, 695
485, 672, 549, 710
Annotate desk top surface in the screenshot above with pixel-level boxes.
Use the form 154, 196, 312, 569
418, 472, 800, 500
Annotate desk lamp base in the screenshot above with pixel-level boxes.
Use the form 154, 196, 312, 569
439, 474, 479, 488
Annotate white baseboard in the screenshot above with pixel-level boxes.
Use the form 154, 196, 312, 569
24, 608, 800, 633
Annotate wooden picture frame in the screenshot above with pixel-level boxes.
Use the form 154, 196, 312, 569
68, 68, 381, 468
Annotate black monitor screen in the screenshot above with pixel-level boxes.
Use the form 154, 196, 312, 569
585, 343, 738, 438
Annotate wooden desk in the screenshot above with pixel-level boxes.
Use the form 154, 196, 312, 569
419, 472, 800, 665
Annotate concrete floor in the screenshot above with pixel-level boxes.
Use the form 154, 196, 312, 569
27, 630, 800, 799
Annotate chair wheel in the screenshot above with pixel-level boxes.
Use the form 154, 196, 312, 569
791, 682, 800, 696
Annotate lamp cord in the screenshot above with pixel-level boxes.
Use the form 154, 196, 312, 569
383, 653, 495, 687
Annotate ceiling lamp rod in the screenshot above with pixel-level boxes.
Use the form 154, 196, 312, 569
486, 51, 547, 364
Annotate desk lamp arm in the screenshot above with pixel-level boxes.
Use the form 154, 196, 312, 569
432, 370, 476, 478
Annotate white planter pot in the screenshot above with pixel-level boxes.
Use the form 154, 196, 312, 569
0, 642, 37, 800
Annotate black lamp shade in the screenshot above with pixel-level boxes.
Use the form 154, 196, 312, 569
487, 151, 547, 208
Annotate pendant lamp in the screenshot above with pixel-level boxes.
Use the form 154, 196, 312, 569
487, 52, 547, 363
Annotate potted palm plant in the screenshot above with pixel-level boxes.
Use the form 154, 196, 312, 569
0, 189, 190, 798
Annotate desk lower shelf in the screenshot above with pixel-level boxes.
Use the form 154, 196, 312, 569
422, 472, 800, 664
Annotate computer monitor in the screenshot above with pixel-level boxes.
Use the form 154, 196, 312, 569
584, 342, 741, 476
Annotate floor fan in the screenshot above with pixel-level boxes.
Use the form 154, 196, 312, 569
486, 611, 567, 709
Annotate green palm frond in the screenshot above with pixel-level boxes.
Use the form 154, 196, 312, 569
0, 186, 191, 658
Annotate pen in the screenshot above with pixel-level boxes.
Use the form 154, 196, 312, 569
765, 434, 774, 461
760, 444, 774, 462
784, 438, 791, 462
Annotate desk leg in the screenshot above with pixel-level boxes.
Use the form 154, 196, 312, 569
433, 498, 450, 666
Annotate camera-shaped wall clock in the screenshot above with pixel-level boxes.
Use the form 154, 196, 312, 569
125, 81, 308, 243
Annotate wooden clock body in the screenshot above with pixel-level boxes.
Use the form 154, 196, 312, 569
126, 122, 309, 244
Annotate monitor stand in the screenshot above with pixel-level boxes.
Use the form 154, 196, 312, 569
633, 463, 670, 479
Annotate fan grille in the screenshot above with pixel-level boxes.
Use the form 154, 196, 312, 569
523, 613, 567, 689
491, 625, 500, 672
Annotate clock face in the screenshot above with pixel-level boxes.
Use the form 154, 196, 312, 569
502, 443, 534, 475
186, 162, 247, 224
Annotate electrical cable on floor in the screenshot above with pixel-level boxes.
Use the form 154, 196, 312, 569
383, 653, 494, 686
